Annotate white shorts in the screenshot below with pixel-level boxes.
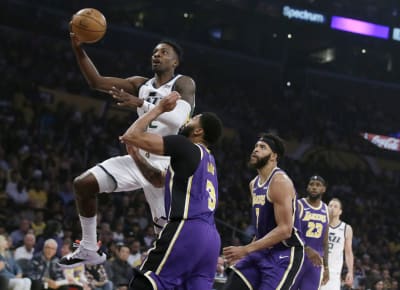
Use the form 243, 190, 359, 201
320, 272, 341, 290
87, 151, 170, 230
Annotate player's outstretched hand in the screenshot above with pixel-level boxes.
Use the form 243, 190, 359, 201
109, 86, 143, 109
69, 22, 82, 47
156, 91, 180, 113
223, 246, 247, 265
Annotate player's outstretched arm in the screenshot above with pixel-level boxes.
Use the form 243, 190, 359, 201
70, 31, 146, 94
120, 92, 181, 155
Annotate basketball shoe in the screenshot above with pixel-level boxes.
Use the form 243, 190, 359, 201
58, 240, 106, 268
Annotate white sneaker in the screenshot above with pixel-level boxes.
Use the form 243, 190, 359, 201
58, 245, 106, 268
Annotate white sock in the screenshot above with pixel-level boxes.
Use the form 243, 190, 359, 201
79, 215, 98, 251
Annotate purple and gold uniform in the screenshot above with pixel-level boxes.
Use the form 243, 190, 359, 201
134, 136, 220, 290
231, 168, 304, 290
293, 198, 329, 290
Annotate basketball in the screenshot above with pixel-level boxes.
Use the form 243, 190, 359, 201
71, 8, 107, 43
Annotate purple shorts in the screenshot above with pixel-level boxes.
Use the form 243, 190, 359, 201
292, 257, 323, 290
231, 246, 304, 290
136, 219, 221, 290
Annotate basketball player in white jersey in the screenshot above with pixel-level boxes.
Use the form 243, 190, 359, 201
59, 30, 195, 268
320, 198, 354, 290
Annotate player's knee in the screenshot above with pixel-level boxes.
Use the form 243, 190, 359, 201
73, 171, 99, 196
129, 275, 153, 290
222, 272, 248, 290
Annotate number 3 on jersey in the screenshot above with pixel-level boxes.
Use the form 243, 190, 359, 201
206, 180, 216, 211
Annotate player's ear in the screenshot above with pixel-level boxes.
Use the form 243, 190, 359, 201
270, 152, 278, 162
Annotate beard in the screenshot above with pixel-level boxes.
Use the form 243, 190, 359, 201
308, 192, 322, 201
179, 124, 194, 137
248, 154, 271, 170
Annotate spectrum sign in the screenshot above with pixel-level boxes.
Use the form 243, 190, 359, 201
331, 16, 389, 39
283, 5, 326, 24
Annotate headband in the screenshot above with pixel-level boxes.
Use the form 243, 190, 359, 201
309, 175, 326, 186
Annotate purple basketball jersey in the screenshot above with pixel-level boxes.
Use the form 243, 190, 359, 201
136, 143, 220, 290
251, 168, 303, 249
164, 143, 218, 223
232, 168, 304, 290
291, 198, 329, 290
298, 198, 329, 256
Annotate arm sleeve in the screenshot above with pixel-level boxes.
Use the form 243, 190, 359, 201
163, 135, 200, 177
139, 100, 191, 129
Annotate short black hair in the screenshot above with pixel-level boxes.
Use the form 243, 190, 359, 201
200, 112, 223, 146
159, 39, 183, 63
257, 133, 285, 160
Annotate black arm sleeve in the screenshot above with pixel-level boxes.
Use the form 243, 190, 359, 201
163, 135, 201, 179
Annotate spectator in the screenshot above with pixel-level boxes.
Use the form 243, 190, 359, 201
371, 279, 384, 290
14, 233, 34, 260
85, 263, 113, 290
27, 238, 69, 290
142, 226, 156, 249
10, 219, 31, 248
0, 234, 31, 290
127, 239, 142, 268
112, 220, 125, 244
28, 179, 48, 209
31, 210, 46, 237
106, 244, 132, 290
34, 220, 63, 257
5, 170, 28, 206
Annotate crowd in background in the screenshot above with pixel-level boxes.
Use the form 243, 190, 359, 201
1, 9, 400, 290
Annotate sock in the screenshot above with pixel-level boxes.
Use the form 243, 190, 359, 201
79, 215, 98, 251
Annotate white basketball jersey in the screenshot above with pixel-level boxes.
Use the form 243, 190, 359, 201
138, 74, 182, 136
327, 221, 347, 275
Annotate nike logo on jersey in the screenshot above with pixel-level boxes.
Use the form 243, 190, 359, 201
279, 255, 289, 259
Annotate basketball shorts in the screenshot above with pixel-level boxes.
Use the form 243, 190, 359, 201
132, 219, 221, 290
231, 246, 304, 290
88, 152, 170, 230
292, 256, 323, 290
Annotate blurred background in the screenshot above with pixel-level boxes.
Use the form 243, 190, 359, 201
1, 0, 400, 289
